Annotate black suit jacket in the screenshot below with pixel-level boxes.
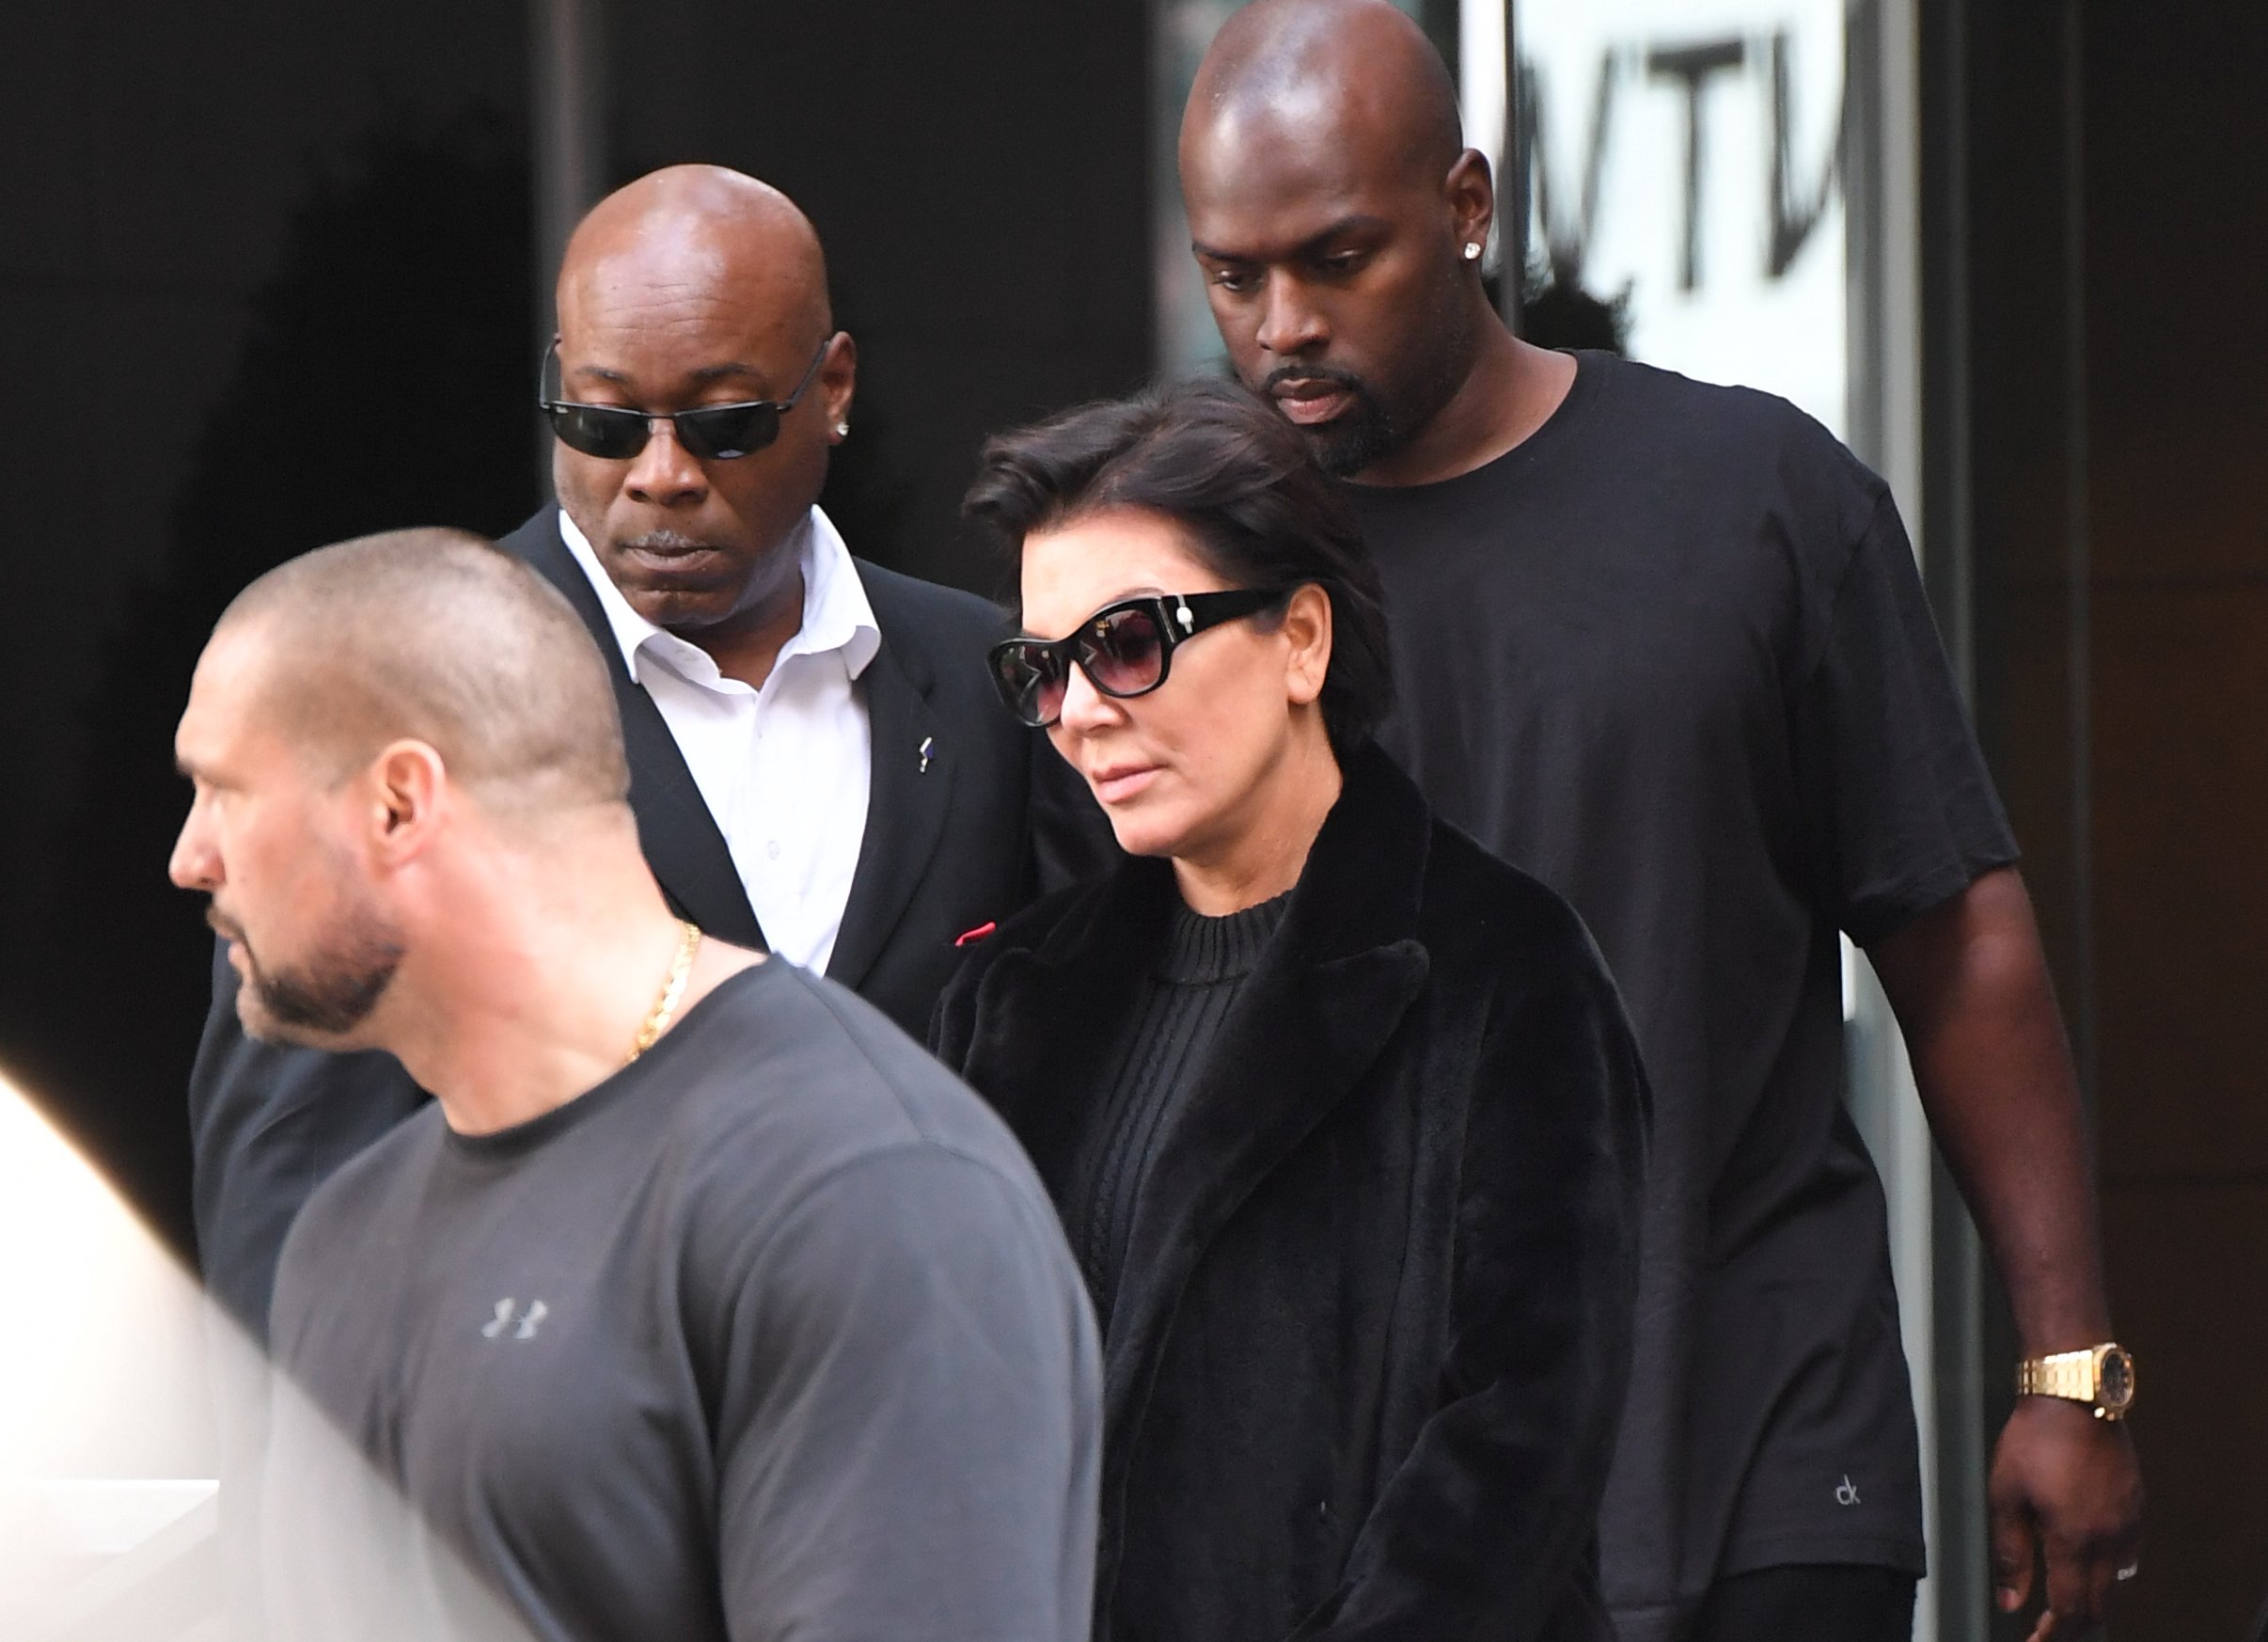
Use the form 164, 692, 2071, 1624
189, 508, 1105, 1337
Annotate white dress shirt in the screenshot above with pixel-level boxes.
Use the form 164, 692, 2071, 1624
559, 507, 879, 973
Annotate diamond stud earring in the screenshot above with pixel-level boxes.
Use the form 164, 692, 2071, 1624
834, 421, 850, 437
1462, 242, 1482, 261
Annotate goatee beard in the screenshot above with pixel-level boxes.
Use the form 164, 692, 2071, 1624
1256, 364, 1407, 478
212, 903, 404, 1039
1301, 400, 1404, 478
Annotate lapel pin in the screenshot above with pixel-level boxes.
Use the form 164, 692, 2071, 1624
918, 735, 935, 774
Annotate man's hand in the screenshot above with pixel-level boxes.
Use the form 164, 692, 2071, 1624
1870, 871, 2145, 1637
1989, 1396, 2143, 1639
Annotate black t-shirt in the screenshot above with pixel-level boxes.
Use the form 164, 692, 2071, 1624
261, 959, 1100, 1642
1347, 353, 2015, 1637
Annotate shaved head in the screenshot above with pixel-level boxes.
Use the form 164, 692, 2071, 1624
1185, 0, 1464, 185
215, 529, 629, 814
1179, 0, 1500, 479
558, 165, 833, 346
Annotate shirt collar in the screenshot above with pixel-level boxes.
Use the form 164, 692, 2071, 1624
557, 506, 880, 690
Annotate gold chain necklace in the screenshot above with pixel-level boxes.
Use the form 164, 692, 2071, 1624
625, 920, 702, 1065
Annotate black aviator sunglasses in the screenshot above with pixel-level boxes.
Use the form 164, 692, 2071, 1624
988, 589, 1291, 728
538, 335, 834, 461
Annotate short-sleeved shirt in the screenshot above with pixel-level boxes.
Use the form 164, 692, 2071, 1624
1347, 352, 2016, 1640
262, 959, 1100, 1642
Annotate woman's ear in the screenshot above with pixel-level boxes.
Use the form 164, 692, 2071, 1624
1280, 584, 1334, 708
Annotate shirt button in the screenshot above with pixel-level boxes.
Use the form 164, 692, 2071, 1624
766, 840, 781, 860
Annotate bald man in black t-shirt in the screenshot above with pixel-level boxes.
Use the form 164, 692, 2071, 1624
1174, 5, 2141, 1640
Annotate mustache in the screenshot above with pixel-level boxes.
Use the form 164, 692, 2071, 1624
1261, 362, 1371, 396
205, 904, 244, 943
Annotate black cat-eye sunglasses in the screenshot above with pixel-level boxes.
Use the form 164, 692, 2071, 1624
987, 588, 1290, 728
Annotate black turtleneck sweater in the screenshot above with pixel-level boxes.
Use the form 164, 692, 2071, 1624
1064, 891, 1292, 1334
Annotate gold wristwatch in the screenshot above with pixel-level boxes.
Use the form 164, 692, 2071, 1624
2015, 1343, 2136, 1420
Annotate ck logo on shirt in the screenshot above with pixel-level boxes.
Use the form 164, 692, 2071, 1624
1835, 1474, 1862, 1507
482, 1298, 549, 1341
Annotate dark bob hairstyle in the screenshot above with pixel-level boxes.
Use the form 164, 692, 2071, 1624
961, 376, 1394, 755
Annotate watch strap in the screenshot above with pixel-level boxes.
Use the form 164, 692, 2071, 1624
2015, 1342, 2134, 1419
2016, 1348, 2101, 1401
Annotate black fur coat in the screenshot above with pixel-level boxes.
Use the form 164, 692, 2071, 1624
933, 744, 1650, 1642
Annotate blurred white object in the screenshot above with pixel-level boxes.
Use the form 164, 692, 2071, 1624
0, 1071, 220, 1638
0, 1070, 534, 1641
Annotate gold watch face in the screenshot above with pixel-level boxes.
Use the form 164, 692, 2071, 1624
2099, 1347, 2136, 1413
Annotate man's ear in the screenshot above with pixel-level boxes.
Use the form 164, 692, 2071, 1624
362, 739, 449, 865
1281, 584, 1336, 708
1445, 149, 1496, 265
823, 331, 858, 440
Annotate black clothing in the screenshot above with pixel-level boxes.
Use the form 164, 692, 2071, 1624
934, 745, 1649, 1642
189, 506, 1106, 1341
1070, 892, 1289, 1326
1345, 353, 2016, 1638
1685, 1565, 1919, 1642
265, 960, 1099, 1642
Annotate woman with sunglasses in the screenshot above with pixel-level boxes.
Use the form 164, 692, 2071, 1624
937, 377, 1649, 1642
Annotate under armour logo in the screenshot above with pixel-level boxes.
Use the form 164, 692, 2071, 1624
481, 1298, 549, 1341
1835, 1474, 1861, 1507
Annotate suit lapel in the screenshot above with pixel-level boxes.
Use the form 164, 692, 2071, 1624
499, 511, 765, 950
827, 577, 952, 993
615, 685, 767, 951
